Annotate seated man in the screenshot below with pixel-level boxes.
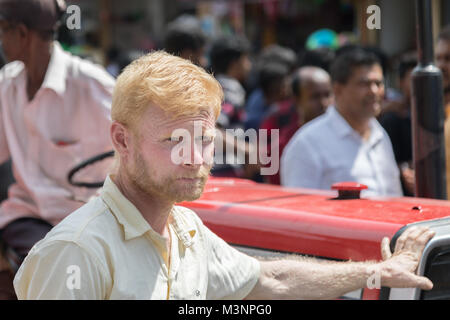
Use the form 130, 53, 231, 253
281, 48, 403, 197
0, 0, 114, 298
15, 51, 434, 299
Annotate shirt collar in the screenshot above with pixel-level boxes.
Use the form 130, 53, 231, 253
41, 41, 68, 96
170, 206, 197, 248
328, 106, 384, 147
367, 118, 384, 147
100, 175, 196, 247
327, 106, 354, 138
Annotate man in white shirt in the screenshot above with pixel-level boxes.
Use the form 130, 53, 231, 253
14, 50, 435, 300
0, 0, 114, 298
281, 48, 403, 197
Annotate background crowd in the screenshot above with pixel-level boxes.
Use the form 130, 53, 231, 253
5, 0, 450, 199
1, 0, 448, 200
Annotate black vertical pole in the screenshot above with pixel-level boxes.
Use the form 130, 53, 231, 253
411, 0, 447, 199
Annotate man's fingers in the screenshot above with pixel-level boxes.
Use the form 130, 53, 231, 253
403, 228, 430, 251
394, 226, 434, 254
394, 226, 416, 252
414, 275, 434, 291
414, 229, 436, 251
381, 237, 392, 260
384, 271, 434, 290
384, 226, 436, 291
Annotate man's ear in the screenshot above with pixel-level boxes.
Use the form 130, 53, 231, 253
111, 121, 131, 160
14, 23, 31, 53
16, 23, 30, 42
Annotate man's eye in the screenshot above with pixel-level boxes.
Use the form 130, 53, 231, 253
196, 136, 213, 143
168, 136, 183, 142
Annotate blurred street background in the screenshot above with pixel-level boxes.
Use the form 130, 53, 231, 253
54, 0, 449, 85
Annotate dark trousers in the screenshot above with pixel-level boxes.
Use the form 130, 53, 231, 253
0, 217, 53, 300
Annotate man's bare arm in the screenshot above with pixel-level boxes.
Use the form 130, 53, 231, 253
246, 226, 435, 300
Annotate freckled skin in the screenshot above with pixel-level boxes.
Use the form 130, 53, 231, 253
126, 106, 217, 203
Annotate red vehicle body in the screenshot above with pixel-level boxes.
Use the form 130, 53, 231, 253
180, 177, 450, 300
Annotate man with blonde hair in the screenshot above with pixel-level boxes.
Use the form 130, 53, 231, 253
14, 51, 435, 299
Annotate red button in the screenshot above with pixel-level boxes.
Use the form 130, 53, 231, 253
331, 182, 368, 199
331, 182, 368, 191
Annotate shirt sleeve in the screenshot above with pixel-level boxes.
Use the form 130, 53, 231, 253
84, 72, 114, 130
280, 133, 322, 188
202, 225, 260, 300
77, 60, 115, 142
84, 76, 114, 155
13, 240, 108, 300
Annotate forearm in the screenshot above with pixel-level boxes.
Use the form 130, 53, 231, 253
246, 227, 435, 300
247, 257, 378, 300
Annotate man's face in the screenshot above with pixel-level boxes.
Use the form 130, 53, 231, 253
125, 106, 216, 203
335, 64, 384, 120
436, 39, 450, 103
297, 79, 333, 123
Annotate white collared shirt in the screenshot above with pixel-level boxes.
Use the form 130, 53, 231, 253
280, 106, 403, 197
13, 175, 260, 300
0, 42, 115, 228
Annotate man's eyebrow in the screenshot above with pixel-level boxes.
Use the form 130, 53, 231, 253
203, 128, 216, 137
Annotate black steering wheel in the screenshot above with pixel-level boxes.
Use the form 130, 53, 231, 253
67, 150, 114, 188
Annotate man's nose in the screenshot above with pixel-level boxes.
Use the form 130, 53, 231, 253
182, 143, 203, 167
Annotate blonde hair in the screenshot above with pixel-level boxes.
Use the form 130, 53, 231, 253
111, 50, 223, 131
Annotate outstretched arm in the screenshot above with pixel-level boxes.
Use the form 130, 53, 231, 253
246, 226, 434, 300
